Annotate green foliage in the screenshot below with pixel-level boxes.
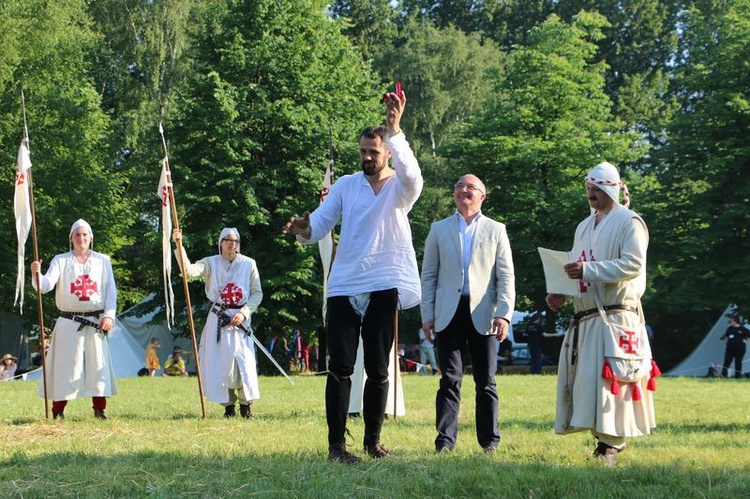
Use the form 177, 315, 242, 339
0, 0, 130, 324
376, 20, 504, 157
168, 0, 381, 338
647, 1, 750, 366
328, 0, 399, 62
442, 12, 645, 314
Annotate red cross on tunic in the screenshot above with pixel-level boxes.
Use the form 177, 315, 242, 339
618, 329, 640, 354
70, 275, 98, 301
577, 250, 595, 293
220, 283, 243, 306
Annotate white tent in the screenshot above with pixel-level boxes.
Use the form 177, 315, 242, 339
22, 317, 146, 381
665, 304, 748, 377
118, 294, 195, 373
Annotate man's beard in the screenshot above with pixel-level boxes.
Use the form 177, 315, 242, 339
361, 160, 386, 176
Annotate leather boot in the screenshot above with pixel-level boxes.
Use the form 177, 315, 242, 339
224, 405, 236, 418
239, 404, 253, 419
93, 408, 107, 420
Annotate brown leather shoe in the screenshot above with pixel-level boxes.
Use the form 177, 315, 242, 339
52, 411, 64, 420
328, 443, 360, 464
593, 442, 620, 466
239, 404, 253, 419
93, 408, 107, 420
364, 442, 392, 459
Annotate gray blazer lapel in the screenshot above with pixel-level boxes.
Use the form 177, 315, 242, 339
448, 214, 461, 260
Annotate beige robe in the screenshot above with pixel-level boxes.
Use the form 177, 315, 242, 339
35, 252, 118, 400
177, 249, 263, 404
556, 205, 656, 438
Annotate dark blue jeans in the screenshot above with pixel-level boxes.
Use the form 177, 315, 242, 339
435, 296, 500, 449
325, 289, 398, 446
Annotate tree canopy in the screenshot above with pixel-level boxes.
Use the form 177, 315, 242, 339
0, 0, 747, 368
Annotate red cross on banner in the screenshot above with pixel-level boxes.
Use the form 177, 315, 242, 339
618, 329, 640, 354
15, 171, 26, 186
220, 283, 243, 306
70, 275, 98, 301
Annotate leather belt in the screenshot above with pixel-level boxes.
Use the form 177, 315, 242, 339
211, 304, 249, 343
573, 305, 638, 322
570, 305, 637, 366
60, 310, 103, 318
59, 310, 105, 333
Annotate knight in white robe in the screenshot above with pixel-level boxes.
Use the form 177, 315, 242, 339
31, 219, 117, 420
546, 162, 658, 465
173, 227, 263, 419
348, 339, 405, 417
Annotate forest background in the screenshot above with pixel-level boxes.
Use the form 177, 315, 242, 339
0, 0, 747, 371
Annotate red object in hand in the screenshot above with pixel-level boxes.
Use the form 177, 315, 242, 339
382, 81, 404, 102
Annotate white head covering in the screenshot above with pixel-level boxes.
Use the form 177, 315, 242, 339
69, 219, 93, 240
218, 227, 241, 254
585, 162, 630, 208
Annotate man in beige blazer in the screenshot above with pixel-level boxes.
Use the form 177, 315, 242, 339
421, 174, 515, 453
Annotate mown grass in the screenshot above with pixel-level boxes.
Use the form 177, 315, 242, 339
0, 374, 748, 498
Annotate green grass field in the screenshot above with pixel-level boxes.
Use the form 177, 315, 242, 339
0, 374, 748, 498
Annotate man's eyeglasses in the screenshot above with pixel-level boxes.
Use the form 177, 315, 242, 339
454, 182, 485, 194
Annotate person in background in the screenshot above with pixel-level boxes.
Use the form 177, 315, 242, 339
418, 327, 438, 375
30, 219, 118, 420
720, 316, 749, 378
525, 313, 545, 374
145, 337, 161, 377
0, 354, 18, 381
162, 347, 189, 377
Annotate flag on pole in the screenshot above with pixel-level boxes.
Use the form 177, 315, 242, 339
158, 158, 175, 327
14, 139, 32, 312
317, 158, 335, 323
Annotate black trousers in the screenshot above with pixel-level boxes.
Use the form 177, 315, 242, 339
325, 288, 398, 446
722, 343, 746, 378
435, 296, 500, 449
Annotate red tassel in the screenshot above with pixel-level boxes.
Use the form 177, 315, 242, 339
647, 360, 661, 392
602, 361, 614, 380
610, 378, 620, 396
632, 382, 642, 401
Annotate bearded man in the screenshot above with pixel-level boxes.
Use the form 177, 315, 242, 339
283, 90, 422, 463
546, 162, 657, 466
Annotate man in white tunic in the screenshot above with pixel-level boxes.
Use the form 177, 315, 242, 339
31, 219, 117, 420
546, 162, 658, 466
173, 227, 263, 419
284, 89, 422, 463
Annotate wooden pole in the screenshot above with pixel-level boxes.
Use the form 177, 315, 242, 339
159, 124, 207, 419
21, 91, 49, 419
